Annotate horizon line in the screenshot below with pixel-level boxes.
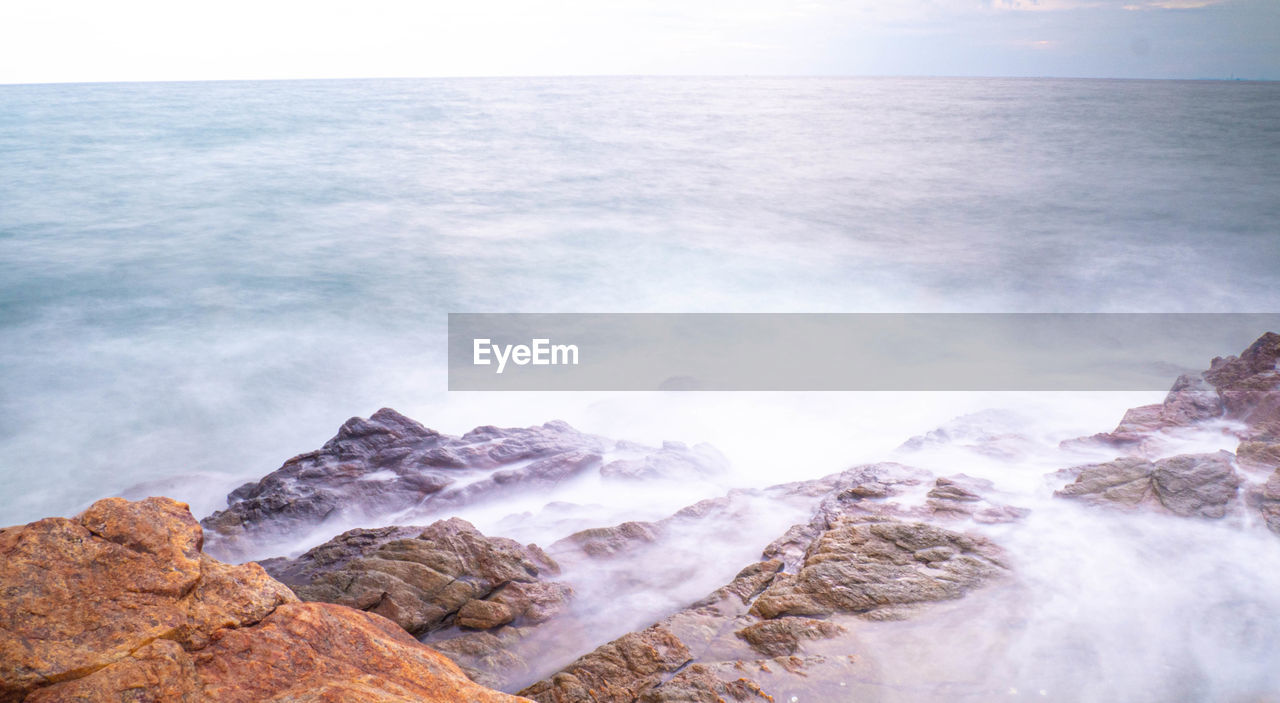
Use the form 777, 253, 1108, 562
1, 73, 1276, 88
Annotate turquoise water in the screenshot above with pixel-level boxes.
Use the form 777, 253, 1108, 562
2, 77, 1278, 524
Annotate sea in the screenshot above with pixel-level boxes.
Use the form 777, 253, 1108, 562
4, 76, 1280, 700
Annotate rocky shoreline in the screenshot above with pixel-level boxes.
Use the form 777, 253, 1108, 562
2, 332, 1278, 702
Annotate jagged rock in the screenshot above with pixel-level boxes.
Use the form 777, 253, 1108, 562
1055, 451, 1241, 519
735, 617, 846, 657
0, 497, 527, 703
751, 518, 1004, 620
202, 409, 727, 561
202, 410, 607, 559
283, 517, 569, 636
1073, 333, 1280, 449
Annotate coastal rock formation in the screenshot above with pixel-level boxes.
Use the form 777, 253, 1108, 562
266, 517, 572, 689
202, 409, 725, 561
522, 464, 1007, 703
750, 518, 1004, 621
271, 517, 571, 636
0, 497, 527, 703
1078, 332, 1280, 448
1055, 451, 1241, 518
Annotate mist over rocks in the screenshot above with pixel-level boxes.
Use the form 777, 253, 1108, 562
0, 497, 528, 703
200, 408, 727, 562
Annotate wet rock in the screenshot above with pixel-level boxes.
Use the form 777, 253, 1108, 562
284, 517, 569, 636
1055, 451, 1241, 519
751, 518, 1004, 620
520, 560, 784, 703
637, 664, 774, 702
736, 617, 846, 657
0, 497, 527, 703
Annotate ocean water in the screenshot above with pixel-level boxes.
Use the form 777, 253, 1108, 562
1, 77, 1279, 526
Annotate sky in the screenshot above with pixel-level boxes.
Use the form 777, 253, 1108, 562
0, 0, 1276, 84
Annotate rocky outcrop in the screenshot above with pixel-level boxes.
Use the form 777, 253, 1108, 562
266, 517, 572, 690
750, 518, 1004, 621
201, 409, 725, 561
272, 518, 571, 636
1076, 332, 1280, 449
0, 497, 527, 703
521, 463, 1008, 703
1055, 451, 1241, 519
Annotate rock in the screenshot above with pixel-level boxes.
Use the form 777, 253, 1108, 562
1055, 452, 1241, 519
554, 520, 664, 558
202, 409, 727, 561
1237, 441, 1280, 470
520, 625, 694, 703
1071, 333, 1280, 448
0, 497, 528, 703
600, 441, 728, 481
457, 599, 517, 629
925, 474, 1030, 524
285, 517, 569, 636
1055, 457, 1156, 507
637, 664, 774, 702
1151, 452, 1241, 518
735, 617, 846, 657
1251, 470, 1280, 534
751, 518, 1004, 620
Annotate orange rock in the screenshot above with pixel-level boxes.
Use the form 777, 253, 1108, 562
195, 602, 524, 703
0, 497, 530, 703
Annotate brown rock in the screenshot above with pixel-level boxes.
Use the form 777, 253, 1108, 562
519, 625, 693, 703
1055, 452, 1241, 519
736, 617, 846, 657
194, 601, 525, 703
289, 517, 569, 636
751, 518, 1004, 620
457, 599, 516, 629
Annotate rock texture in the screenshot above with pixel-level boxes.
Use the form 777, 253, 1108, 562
202, 409, 725, 561
0, 497, 528, 703
273, 518, 570, 632
1055, 451, 1241, 518
750, 518, 1004, 621
267, 517, 572, 690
